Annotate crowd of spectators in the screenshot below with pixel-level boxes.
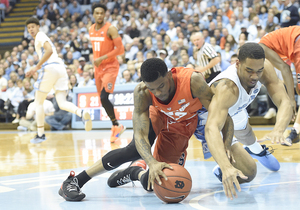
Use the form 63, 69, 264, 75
0, 0, 300, 124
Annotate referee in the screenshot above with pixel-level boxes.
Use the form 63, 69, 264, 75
191, 32, 221, 83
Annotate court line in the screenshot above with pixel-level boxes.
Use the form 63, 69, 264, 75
189, 180, 300, 209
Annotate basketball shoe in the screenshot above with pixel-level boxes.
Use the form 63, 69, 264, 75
81, 110, 92, 131
30, 134, 46, 144
110, 124, 126, 143
244, 144, 280, 171
107, 166, 144, 187
282, 128, 299, 146
59, 171, 85, 201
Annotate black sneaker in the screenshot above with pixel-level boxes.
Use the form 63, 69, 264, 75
283, 128, 299, 146
30, 134, 46, 144
59, 171, 86, 201
107, 166, 143, 187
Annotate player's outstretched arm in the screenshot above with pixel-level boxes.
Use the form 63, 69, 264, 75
133, 83, 172, 190
259, 44, 296, 113
260, 60, 293, 145
205, 79, 248, 200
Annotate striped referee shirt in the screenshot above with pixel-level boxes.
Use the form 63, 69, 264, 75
196, 42, 221, 75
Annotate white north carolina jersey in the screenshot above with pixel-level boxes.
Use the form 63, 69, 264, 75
208, 64, 262, 118
34, 31, 63, 66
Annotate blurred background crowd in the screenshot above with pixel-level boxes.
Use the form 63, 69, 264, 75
0, 0, 300, 126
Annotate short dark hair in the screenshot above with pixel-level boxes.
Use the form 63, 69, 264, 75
141, 58, 168, 82
238, 43, 265, 63
25, 17, 40, 26
92, 3, 107, 14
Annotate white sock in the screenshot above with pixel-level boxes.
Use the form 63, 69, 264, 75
293, 123, 300, 134
76, 109, 82, 117
247, 141, 263, 154
37, 127, 44, 137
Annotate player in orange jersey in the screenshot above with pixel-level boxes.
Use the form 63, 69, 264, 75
59, 58, 257, 201
259, 26, 300, 145
90, 3, 125, 142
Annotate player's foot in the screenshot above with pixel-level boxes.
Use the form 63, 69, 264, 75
30, 134, 46, 144
130, 159, 147, 170
244, 144, 280, 171
282, 128, 299, 146
17, 125, 28, 131
110, 124, 126, 143
201, 140, 212, 159
212, 165, 222, 182
59, 171, 85, 201
263, 108, 276, 119
81, 110, 92, 131
107, 166, 144, 187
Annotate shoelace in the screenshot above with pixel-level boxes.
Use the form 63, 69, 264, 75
265, 146, 275, 156
66, 177, 81, 193
117, 174, 132, 186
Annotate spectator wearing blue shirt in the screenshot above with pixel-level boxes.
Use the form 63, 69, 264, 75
156, 16, 169, 33
68, 0, 82, 16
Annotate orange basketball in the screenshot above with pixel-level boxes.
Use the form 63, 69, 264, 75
153, 164, 192, 203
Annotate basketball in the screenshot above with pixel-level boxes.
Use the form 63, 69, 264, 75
153, 164, 192, 203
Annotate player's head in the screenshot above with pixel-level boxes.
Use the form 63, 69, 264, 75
141, 58, 173, 102
236, 43, 265, 90
25, 17, 40, 38
92, 3, 107, 24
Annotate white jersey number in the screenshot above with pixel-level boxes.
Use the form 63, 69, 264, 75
94, 42, 100, 51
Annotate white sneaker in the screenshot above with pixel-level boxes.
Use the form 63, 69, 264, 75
264, 108, 276, 119
17, 126, 28, 131
12, 118, 19, 124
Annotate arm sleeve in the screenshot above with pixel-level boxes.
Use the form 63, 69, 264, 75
106, 37, 125, 59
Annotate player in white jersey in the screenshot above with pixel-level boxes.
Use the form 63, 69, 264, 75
204, 43, 293, 199
25, 17, 92, 143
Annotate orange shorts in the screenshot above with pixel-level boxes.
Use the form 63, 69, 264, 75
149, 106, 198, 166
94, 60, 119, 94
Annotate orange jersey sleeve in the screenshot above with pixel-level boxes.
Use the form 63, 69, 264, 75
149, 67, 203, 122
260, 26, 300, 62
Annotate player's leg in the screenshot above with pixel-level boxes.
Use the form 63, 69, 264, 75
235, 123, 280, 172
59, 118, 157, 201
55, 90, 92, 131
30, 90, 48, 144
101, 66, 125, 142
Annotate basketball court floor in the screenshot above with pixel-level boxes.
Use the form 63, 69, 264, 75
0, 126, 299, 210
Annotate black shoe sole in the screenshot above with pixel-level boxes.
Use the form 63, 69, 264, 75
58, 187, 85, 201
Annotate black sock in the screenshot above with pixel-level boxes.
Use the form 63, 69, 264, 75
76, 170, 91, 188
140, 170, 153, 192
112, 119, 119, 126
129, 166, 144, 181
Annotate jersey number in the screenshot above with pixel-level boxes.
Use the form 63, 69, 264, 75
94, 42, 100, 51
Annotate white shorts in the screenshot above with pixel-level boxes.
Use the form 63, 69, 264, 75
232, 109, 249, 131
34, 63, 68, 93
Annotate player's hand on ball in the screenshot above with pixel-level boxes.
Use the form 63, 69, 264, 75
148, 160, 173, 191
